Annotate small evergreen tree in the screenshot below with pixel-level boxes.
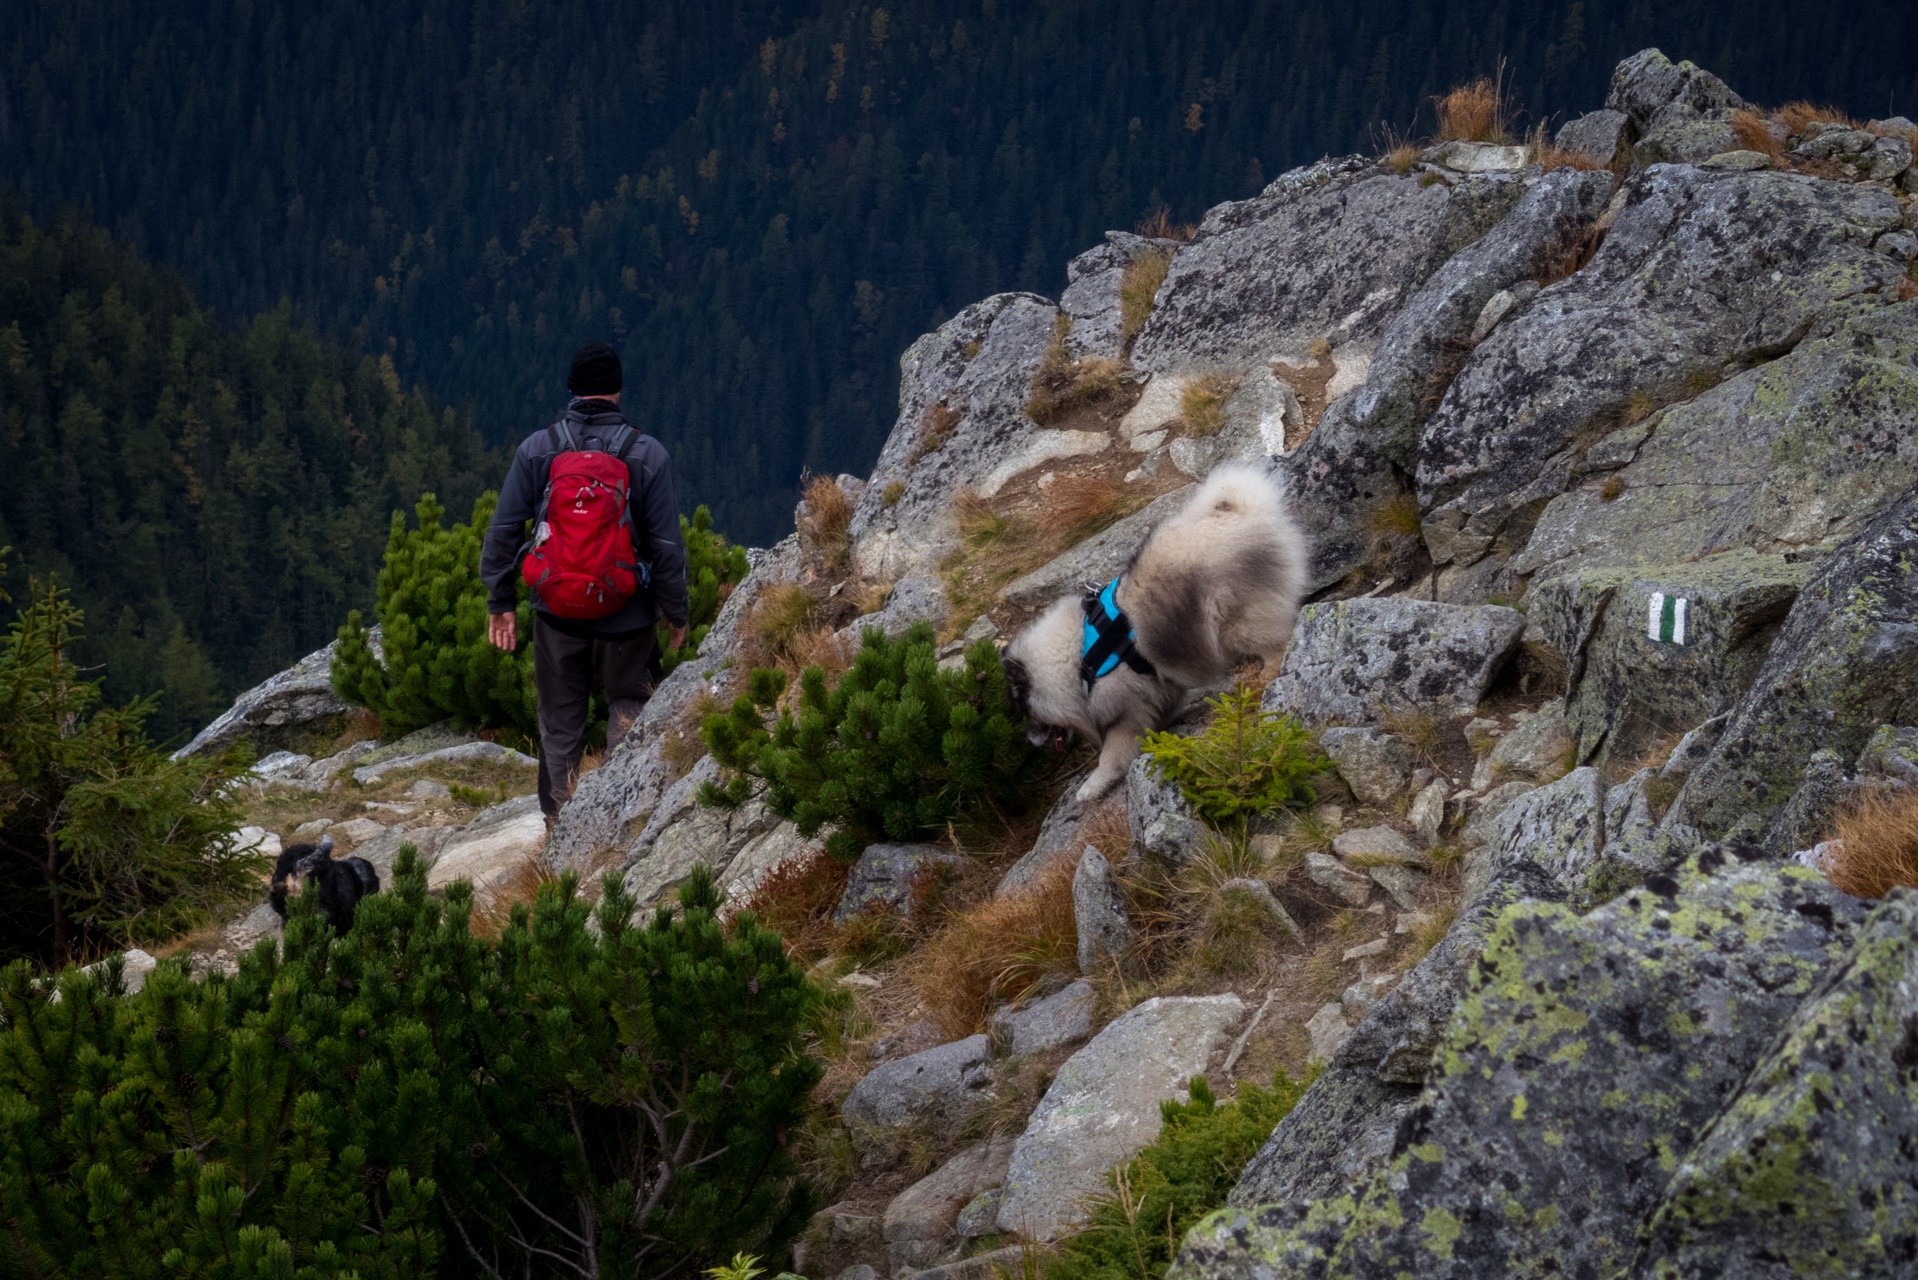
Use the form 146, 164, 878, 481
659, 506, 752, 677
332, 491, 540, 739
699, 622, 1044, 860
1140, 685, 1324, 826
0, 572, 256, 964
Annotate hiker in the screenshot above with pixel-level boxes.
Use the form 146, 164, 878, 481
480, 340, 689, 830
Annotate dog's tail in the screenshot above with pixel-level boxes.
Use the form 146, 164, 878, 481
347, 856, 381, 898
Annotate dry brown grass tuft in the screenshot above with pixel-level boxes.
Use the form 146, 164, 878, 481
1027, 312, 1127, 423
1599, 474, 1626, 502
1367, 492, 1423, 539
1526, 121, 1601, 172
1731, 109, 1785, 161
1076, 791, 1133, 864
737, 846, 852, 962
1119, 249, 1173, 350
1826, 792, 1918, 899
1621, 388, 1660, 425
905, 859, 1080, 1039
1775, 101, 1861, 136
797, 472, 855, 566
911, 401, 962, 463
1433, 76, 1509, 144
1308, 336, 1335, 362
744, 582, 819, 668
1402, 900, 1458, 965
1378, 703, 1441, 764
1178, 371, 1243, 437
1034, 475, 1140, 544
1136, 206, 1197, 242
469, 858, 565, 940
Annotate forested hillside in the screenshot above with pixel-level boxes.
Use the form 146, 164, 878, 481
0, 204, 499, 743
6, 0, 1913, 545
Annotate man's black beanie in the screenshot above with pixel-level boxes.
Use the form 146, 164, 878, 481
568, 340, 623, 396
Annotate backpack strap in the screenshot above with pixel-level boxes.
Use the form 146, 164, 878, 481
1078, 576, 1156, 694
549, 420, 580, 454
606, 423, 639, 460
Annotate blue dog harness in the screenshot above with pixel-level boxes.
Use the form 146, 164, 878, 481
1080, 576, 1157, 693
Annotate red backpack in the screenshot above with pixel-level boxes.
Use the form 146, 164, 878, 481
519, 421, 646, 619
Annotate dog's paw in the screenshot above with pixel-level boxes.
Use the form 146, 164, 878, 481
1074, 772, 1121, 804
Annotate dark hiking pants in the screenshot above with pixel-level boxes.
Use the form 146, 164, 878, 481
533, 614, 656, 818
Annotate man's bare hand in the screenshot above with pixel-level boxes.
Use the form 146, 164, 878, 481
488, 612, 518, 650
667, 624, 688, 652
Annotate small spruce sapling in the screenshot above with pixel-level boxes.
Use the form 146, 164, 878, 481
1140, 684, 1324, 826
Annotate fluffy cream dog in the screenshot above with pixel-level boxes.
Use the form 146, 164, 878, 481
1001, 462, 1308, 801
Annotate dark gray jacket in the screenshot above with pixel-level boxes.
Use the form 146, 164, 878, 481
479, 401, 690, 635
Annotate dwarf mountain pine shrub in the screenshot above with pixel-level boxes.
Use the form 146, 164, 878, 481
0, 850, 822, 1279
0, 573, 256, 964
333, 494, 747, 736
698, 622, 1044, 860
1140, 684, 1324, 826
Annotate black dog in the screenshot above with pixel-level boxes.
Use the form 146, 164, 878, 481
269, 835, 380, 934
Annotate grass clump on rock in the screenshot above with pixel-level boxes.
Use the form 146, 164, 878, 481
1044, 1071, 1309, 1280
699, 621, 1046, 861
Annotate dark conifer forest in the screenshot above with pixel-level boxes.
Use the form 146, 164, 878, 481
3, 0, 1914, 735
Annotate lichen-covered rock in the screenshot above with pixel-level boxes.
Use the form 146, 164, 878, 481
1059, 231, 1183, 361
997, 779, 1100, 895
1185, 857, 1873, 1280
1524, 553, 1809, 770
1633, 892, 1918, 1276
1132, 160, 1526, 375
1263, 599, 1524, 725
1468, 698, 1572, 791
834, 843, 967, 925
1320, 728, 1415, 808
996, 994, 1243, 1241
1555, 109, 1634, 167
847, 292, 1061, 584
1127, 754, 1207, 866
616, 758, 784, 907
1278, 168, 1614, 589
1605, 47, 1744, 128
1758, 746, 1849, 856
883, 1135, 1017, 1272
842, 1035, 997, 1142
1073, 847, 1131, 973
1420, 165, 1905, 576
1510, 301, 1918, 583
1457, 780, 1537, 849
992, 979, 1097, 1059
837, 574, 950, 644
1671, 492, 1918, 845
175, 634, 368, 758
1463, 766, 1606, 905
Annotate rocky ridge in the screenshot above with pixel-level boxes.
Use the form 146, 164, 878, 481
183, 47, 1918, 1280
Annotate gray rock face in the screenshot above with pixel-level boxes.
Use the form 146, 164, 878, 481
1420, 165, 1905, 577
1672, 493, 1918, 845
1605, 47, 1743, 128
996, 994, 1243, 1241
882, 1135, 1016, 1272
998, 483, 1193, 610
1524, 553, 1810, 770
1183, 859, 1876, 1280
1464, 766, 1606, 906
1263, 599, 1525, 725
1319, 728, 1414, 808
1331, 826, 1423, 867
351, 740, 534, 785
1073, 848, 1131, 974
1555, 109, 1634, 167
1457, 780, 1538, 849
1218, 878, 1303, 940
834, 843, 966, 925
1302, 852, 1372, 906
1469, 698, 1572, 791
841, 1035, 996, 1141
1279, 168, 1616, 589
1059, 231, 1183, 361
425, 795, 546, 895
351, 823, 454, 877
176, 635, 366, 758
1127, 754, 1207, 866
992, 979, 1097, 1058
1132, 160, 1525, 375
997, 781, 1099, 895
1510, 302, 1918, 584
838, 575, 950, 644
848, 292, 1061, 584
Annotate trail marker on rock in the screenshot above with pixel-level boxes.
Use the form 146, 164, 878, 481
1647, 591, 1689, 645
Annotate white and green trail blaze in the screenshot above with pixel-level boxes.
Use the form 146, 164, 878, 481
1648, 592, 1690, 645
